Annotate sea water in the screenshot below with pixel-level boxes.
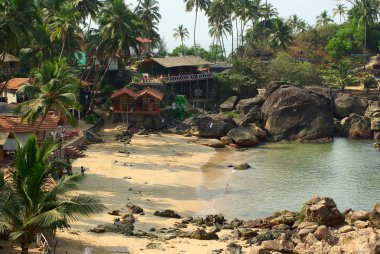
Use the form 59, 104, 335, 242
199, 138, 380, 219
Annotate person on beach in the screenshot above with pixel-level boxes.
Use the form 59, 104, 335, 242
81, 166, 85, 175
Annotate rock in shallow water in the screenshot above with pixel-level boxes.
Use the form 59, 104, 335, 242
234, 163, 251, 170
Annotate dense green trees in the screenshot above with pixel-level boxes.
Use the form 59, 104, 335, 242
0, 135, 104, 254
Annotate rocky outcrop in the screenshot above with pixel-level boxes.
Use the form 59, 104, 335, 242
190, 115, 236, 138
334, 93, 368, 119
220, 96, 239, 112
227, 127, 260, 146
237, 106, 262, 126
300, 196, 345, 227
198, 139, 225, 148
261, 84, 335, 141
236, 95, 265, 116
341, 113, 372, 139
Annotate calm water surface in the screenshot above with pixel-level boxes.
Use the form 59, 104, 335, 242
202, 138, 380, 219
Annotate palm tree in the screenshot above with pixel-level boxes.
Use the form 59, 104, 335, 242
72, 0, 102, 22
333, 3, 348, 23
15, 58, 80, 129
287, 14, 305, 34
350, 0, 379, 57
135, 0, 161, 39
0, 0, 41, 60
87, 0, 141, 112
209, 17, 232, 59
316, 10, 334, 27
0, 135, 105, 254
183, 0, 210, 54
235, 0, 253, 46
267, 18, 293, 52
173, 25, 189, 55
47, 2, 81, 59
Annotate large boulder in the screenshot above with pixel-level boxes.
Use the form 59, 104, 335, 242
236, 95, 265, 116
341, 113, 372, 139
369, 203, 380, 228
300, 196, 345, 227
238, 106, 262, 126
227, 127, 260, 146
220, 96, 239, 112
190, 115, 236, 138
334, 94, 368, 119
261, 84, 335, 141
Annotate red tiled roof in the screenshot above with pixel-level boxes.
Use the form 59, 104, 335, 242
136, 37, 152, 43
0, 78, 31, 91
111, 87, 139, 100
0, 114, 60, 133
138, 87, 164, 100
111, 87, 164, 100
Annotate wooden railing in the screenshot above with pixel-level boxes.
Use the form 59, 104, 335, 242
134, 72, 215, 84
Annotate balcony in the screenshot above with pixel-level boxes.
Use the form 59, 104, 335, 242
133, 72, 215, 85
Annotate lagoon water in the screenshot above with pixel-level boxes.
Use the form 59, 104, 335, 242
200, 138, 380, 220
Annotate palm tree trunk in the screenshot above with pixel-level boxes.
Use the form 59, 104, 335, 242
221, 36, 226, 59
1, 41, 7, 63
194, 8, 198, 56
231, 17, 234, 55
241, 20, 245, 45
235, 19, 239, 49
211, 35, 216, 63
59, 32, 68, 59
364, 23, 367, 70
21, 237, 29, 254
87, 58, 111, 114
181, 39, 185, 56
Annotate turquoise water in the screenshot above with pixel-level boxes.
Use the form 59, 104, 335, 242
207, 138, 380, 219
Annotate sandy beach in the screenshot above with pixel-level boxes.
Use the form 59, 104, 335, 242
24, 126, 243, 254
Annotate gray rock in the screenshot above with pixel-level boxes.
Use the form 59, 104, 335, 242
126, 203, 143, 214
341, 113, 372, 139
236, 96, 265, 116
154, 210, 181, 219
234, 163, 251, 170
227, 127, 259, 146
262, 84, 334, 141
190, 115, 236, 138
199, 139, 226, 148
220, 96, 239, 112
335, 94, 367, 119
225, 243, 242, 254
191, 228, 219, 240
238, 106, 262, 126
300, 196, 345, 227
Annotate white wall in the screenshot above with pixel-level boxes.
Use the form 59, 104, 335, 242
1, 89, 17, 104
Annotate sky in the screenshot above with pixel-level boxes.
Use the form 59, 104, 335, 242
129, 0, 351, 53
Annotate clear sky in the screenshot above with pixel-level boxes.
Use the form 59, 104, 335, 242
129, 0, 350, 53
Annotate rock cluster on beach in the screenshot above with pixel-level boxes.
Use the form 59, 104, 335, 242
89, 196, 380, 254
186, 81, 380, 148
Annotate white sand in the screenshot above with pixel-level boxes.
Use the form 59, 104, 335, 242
49, 127, 243, 254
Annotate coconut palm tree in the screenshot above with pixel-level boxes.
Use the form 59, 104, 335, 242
287, 14, 305, 34
235, 0, 254, 45
0, 0, 41, 60
173, 25, 189, 55
15, 58, 80, 129
87, 0, 141, 112
135, 0, 161, 39
47, 2, 81, 59
333, 3, 348, 23
350, 0, 379, 57
267, 18, 293, 52
0, 134, 105, 254
209, 17, 232, 59
183, 0, 210, 54
72, 0, 102, 22
316, 10, 334, 27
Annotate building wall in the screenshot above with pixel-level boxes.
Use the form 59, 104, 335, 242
1, 89, 17, 104
4, 133, 30, 151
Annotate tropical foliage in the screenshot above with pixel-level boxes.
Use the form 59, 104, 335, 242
0, 135, 105, 254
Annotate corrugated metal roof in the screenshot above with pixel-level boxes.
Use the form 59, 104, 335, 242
142, 56, 211, 68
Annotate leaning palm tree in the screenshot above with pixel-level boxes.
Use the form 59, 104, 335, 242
183, 0, 210, 53
15, 58, 80, 129
173, 25, 189, 55
135, 0, 161, 39
316, 10, 334, 27
0, 135, 105, 254
267, 18, 293, 52
333, 3, 347, 23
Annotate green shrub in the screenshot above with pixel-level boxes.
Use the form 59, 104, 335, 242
84, 113, 99, 125
223, 110, 239, 119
